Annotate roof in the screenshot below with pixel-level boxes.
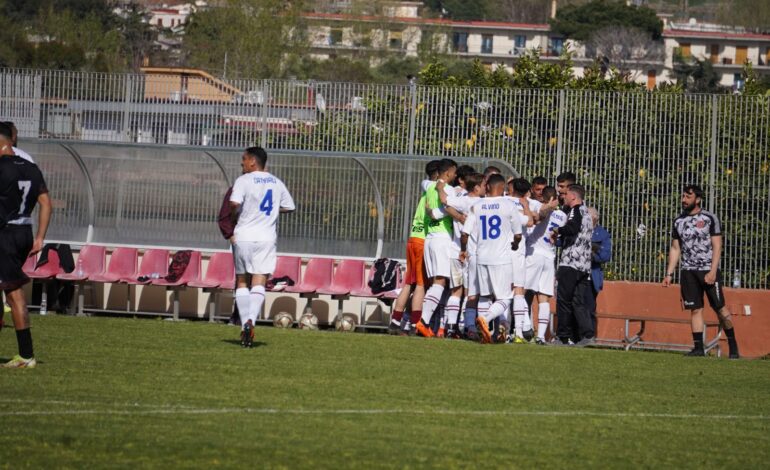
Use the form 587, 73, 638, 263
663, 29, 770, 41
302, 12, 550, 31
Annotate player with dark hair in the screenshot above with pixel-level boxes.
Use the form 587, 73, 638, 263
0, 121, 33, 163
230, 146, 295, 348
531, 176, 547, 202
0, 122, 51, 368
662, 185, 739, 358
556, 171, 576, 206
506, 178, 536, 342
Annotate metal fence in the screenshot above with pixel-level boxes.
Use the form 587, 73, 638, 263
2, 68, 769, 288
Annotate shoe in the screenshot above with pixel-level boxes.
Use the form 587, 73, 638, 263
513, 335, 528, 344
475, 316, 492, 344
575, 337, 595, 347
415, 321, 434, 338
728, 342, 740, 360
535, 338, 546, 345
241, 320, 254, 348
446, 329, 462, 339
437, 327, 446, 338
494, 325, 508, 344
522, 329, 534, 341
2, 355, 36, 368
684, 347, 706, 357
465, 330, 479, 341
554, 338, 575, 347
387, 323, 401, 335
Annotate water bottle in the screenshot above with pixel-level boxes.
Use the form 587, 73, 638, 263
732, 269, 741, 289
76, 258, 84, 278
150, 272, 161, 280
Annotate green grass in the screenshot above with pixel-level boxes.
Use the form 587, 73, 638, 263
1, 315, 769, 469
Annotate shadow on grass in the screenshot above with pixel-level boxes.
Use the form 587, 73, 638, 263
220, 339, 267, 348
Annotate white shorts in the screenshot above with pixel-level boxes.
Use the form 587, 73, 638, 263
450, 258, 463, 288
234, 241, 277, 275
525, 253, 556, 297
424, 236, 452, 279
478, 264, 514, 300
464, 255, 480, 297
511, 250, 527, 288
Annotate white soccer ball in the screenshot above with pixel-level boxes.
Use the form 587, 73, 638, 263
299, 313, 319, 330
273, 312, 294, 329
335, 314, 357, 333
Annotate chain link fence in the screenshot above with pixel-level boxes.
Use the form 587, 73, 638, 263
2, 68, 769, 288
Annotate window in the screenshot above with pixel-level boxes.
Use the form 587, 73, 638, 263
734, 73, 745, 92
329, 28, 343, 46
389, 31, 403, 49
481, 35, 493, 54
679, 43, 691, 57
710, 44, 719, 64
736, 46, 748, 64
515, 35, 526, 48
452, 32, 468, 53
548, 38, 564, 56
647, 70, 656, 91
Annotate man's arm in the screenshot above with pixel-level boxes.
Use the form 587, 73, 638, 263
538, 198, 559, 220
704, 235, 721, 285
558, 207, 581, 237
30, 192, 51, 255
230, 202, 241, 226
662, 239, 681, 287
459, 233, 469, 263
593, 230, 612, 264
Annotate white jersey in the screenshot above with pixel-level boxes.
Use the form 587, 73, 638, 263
446, 194, 479, 256
526, 209, 568, 259
462, 197, 522, 266
13, 147, 34, 163
506, 196, 533, 257
526, 198, 542, 235
230, 171, 295, 243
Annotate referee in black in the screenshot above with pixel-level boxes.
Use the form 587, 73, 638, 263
662, 185, 739, 359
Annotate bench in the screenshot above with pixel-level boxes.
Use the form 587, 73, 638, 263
596, 313, 723, 356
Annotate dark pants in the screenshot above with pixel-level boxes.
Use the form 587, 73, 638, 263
584, 282, 599, 334
556, 266, 595, 341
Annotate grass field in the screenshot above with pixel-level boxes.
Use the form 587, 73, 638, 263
1, 315, 768, 469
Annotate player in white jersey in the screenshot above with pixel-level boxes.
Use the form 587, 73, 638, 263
524, 187, 566, 344
506, 178, 536, 342
0, 122, 34, 163
461, 174, 522, 344
230, 147, 295, 348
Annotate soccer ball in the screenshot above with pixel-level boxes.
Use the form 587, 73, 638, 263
335, 314, 357, 333
299, 313, 319, 330
273, 312, 294, 329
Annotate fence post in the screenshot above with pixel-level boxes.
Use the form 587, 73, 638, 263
260, 80, 269, 149
554, 89, 566, 177
122, 75, 133, 142
708, 94, 718, 213
407, 79, 417, 155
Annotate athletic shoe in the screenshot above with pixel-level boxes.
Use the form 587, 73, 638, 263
684, 347, 706, 357
241, 320, 254, 348
728, 341, 740, 360
415, 321, 434, 338
446, 329, 462, 339
465, 330, 480, 341
475, 316, 492, 344
575, 337, 595, 347
535, 338, 546, 345
387, 323, 401, 336
513, 335, 528, 344
522, 329, 535, 342
437, 327, 445, 338
2, 355, 36, 368
494, 325, 508, 344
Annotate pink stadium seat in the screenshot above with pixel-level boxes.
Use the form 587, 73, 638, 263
318, 259, 366, 296
152, 251, 202, 287
90, 248, 139, 284
22, 254, 37, 276
268, 256, 302, 291
57, 245, 106, 282
26, 250, 63, 279
381, 269, 405, 300
121, 249, 169, 285
188, 252, 234, 289
285, 258, 334, 294
350, 263, 381, 298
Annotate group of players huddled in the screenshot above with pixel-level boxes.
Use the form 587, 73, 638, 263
390, 159, 591, 345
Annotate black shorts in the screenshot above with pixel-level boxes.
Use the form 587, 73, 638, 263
0, 225, 33, 292
680, 269, 725, 311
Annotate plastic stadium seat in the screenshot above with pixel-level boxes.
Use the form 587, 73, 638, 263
268, 256, 302, 292
120, 249, 169, 284
352, 262, 403, 327
26, 250, 62, 280
57, 245, 106, 282
22, 254, 37, 277
318, 259, 366, 296
285, 258, 334, 294
188, 252, 234, 289
90, 248, 139, 284
152, 251, 201, 287
350, 264, 381, 298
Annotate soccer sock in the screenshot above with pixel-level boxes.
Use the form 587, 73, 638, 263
725, 327, 738, 348
464, 306, 478, 332
16, 328, 33, 359
391, 310, 404, 327
235, 288, 251, 328
692, 331, 704, 350
248, 285, 266, 324
409, 310, 422, 327
420, 284, 445, 325
484, 299, 511, 323
513, 295, 528, 337
445, 296, 461, 327
537, 302, 551, 340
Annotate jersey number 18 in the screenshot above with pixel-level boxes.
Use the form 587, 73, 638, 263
480, 215, 501, 240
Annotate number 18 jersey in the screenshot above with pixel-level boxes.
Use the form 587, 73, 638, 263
230, 171, 295, 243
462, 196, 522, 266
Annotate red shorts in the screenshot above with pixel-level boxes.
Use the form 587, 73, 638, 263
404, 237, 427, 286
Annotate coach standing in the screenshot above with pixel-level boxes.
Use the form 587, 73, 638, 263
662, 185, 739, 359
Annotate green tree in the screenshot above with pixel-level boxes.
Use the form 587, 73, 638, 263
550, 0, 663, 41
672, 52, 725, 93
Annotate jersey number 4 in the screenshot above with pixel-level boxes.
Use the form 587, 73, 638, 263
259, 189, 273, 216
18, 180, 31, 214
480, 215, 502, 240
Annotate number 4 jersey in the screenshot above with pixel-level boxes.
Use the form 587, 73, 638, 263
462, 196, 522, 266
0, 155, 48, 228
230, 171, 295, 243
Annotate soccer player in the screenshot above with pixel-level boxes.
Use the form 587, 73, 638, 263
389, 160, 440, 335
415, 159, 457, 338
662, 185, 739, 359
556, 171, 576, 206
0, 122, 34, 163
0, 122, 51, 368
531, 176, 547, 203
507, 178, 536, 343
230, 147, 295, 348
524, 187, 565, 344
461, 174, 523, 344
